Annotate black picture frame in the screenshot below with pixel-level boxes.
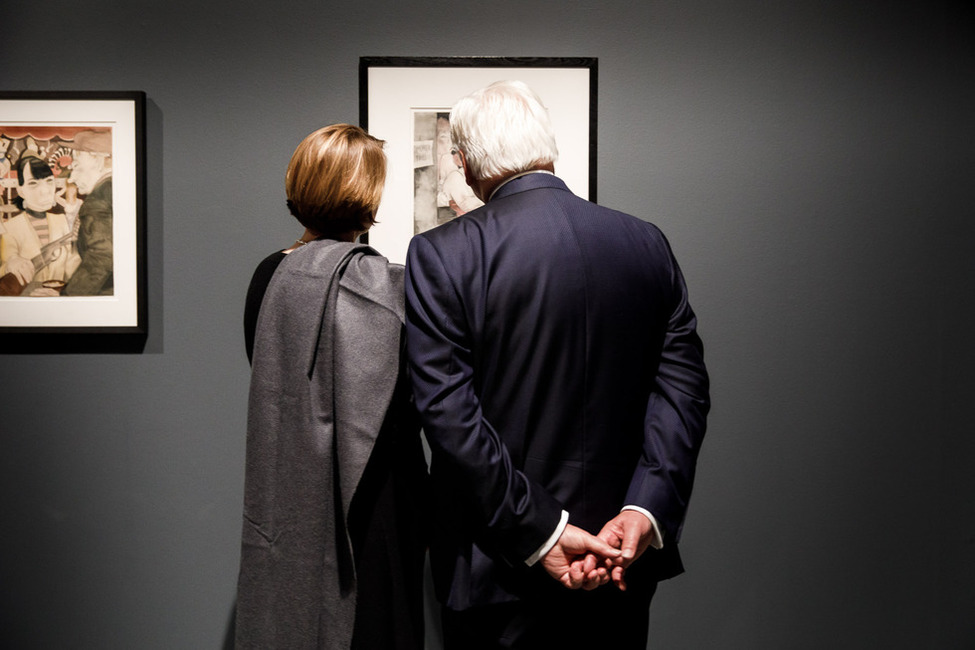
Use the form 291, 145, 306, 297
0, 91, 147, 352
359, 56, 597, 263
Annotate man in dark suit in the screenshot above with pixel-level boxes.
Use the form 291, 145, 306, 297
405, 80, 709, 649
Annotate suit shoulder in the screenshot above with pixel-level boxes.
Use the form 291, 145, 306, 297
569, 196, 669, 240
586, 199, 661, 230
407, 215, 484, 263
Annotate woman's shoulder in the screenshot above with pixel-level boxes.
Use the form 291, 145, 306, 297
253, 249, 288, 276
345, 247, 402, 284
243, 250, 288, 364
341, 248, 405, 317
246, 250, 288, 298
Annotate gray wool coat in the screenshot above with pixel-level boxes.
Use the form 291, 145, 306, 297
235, 240, 406, 650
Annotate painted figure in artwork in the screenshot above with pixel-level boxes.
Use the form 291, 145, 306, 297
0, 154, 81, 296
63, 129, 114, 296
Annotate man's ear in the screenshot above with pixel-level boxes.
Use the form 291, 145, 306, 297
457, 149, 484, 201
458, 149, 477, 190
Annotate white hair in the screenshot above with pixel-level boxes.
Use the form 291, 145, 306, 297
450, 80, 559, 181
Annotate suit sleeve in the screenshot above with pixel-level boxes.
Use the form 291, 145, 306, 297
624, 244, 710, 545
405, 235, 563, 566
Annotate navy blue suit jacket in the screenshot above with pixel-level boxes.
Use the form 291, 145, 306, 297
405, 173, 709, 610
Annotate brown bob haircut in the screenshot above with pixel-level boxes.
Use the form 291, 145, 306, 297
285, 124, 386, 236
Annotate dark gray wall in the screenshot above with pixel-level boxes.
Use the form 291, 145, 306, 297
2, 1, 971, 648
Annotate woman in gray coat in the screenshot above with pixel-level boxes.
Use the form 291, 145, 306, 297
236, 124, 427, 650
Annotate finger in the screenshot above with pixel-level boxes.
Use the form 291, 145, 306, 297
597, 529, 621, 548
581, 532, 623, 560
568, 559, 589, 585
566, 561, 585, 589
582, 564, 608, 591
611, 565, 628, 591
582, 553, 597, 576
620, 522, 642, 562
594, 566, 609, 586
596, 521, 622, 545
582, 573, 600, 591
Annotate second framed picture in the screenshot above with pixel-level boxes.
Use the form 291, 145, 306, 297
360, 57, 597, 264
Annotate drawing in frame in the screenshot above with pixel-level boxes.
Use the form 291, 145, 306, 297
360, 57, 597, 264
0, 91, 146, 345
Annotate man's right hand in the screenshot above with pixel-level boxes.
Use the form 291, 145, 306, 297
540, 523, 622, 590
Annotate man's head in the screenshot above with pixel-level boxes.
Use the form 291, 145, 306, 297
16, 156, 56, 212
450, 80, 559, 186
69, 130, 112, 194
285, 123, 387, 238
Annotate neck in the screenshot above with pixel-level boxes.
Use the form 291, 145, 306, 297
284, 228, 360, 253
475, 162, 555, 202
331, 231, 360, 243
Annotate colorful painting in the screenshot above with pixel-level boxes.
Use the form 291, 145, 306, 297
0, 92, 145, 339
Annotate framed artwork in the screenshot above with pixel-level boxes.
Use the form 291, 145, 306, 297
0, 91, 146, 345
360, 56, 597, 264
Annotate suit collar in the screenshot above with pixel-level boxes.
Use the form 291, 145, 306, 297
489, 171, 570, 202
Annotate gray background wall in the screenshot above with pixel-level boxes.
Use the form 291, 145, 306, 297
2, 1, 972, 648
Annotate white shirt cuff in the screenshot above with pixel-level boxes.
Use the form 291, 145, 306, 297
525, 510, 569, 566
621, 505, 664, 549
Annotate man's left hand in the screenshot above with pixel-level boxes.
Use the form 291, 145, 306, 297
596, 510, 655, 591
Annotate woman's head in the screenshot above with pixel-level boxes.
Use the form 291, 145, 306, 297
285, 124, 387, 237
16, 155, 56, 212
